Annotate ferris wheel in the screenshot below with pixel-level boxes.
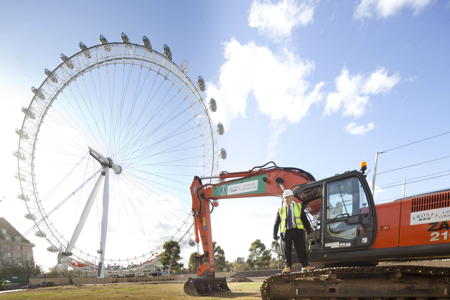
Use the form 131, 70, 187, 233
15, 33, 226, 277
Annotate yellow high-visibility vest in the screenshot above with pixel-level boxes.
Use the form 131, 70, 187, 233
278, 202, 304, 233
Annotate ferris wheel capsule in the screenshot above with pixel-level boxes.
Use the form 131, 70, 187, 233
15, 129, 29, 139
15, 173, 26, 181
25, 213, 36, 221
142, 35, 152, 51
99, 35, 111, 51
217, 123, 224, 135
44, 69, 58, 83
13, 151, 25, 160
60, 54, 73, 69
121, 32, 130, 43
219, 148, 227, 160
21, 107, 36, 119
163, 44, 172, 61
31, 87, 45, 100
197, 76, 205, 92
35, 230, 46, 238
47, 245, 58, 253
209, 98, 217, 112
79, 42, 91, 58
17, 193, 29, 201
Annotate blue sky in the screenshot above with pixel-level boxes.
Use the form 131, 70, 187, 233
1, 0, 450, 270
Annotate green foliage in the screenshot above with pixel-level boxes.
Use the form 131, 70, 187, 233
230, 257, 249, 271
246, 239, 271, 270
188, 251, 200, 273
188, 242, 228, 273
0, 259, 42, 282
213, 242, 227, 272
270, 240, 284, 268
160, 240, 183, 274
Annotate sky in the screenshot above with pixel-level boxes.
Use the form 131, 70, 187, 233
0, 0, 450, 271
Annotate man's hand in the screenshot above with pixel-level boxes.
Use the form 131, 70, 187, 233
273, 235, 279, 240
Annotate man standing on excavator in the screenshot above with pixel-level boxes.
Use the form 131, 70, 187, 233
273, 189, 315, 273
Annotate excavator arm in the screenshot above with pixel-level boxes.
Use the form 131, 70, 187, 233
184, 162, 315, 295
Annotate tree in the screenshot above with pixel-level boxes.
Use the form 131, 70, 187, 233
213, 242, 227, 272
188, 252, 200, 273
230, 257, 249, 272
188, 243, 228, 273
270, 240, 284, 269
0, 258, 42, 283
247, 239, 271, 270
160, 240, 183, 274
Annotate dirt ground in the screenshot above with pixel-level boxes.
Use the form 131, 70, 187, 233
0, 280, 263, 300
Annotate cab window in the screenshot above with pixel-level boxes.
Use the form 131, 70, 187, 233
326, 177, 368, 240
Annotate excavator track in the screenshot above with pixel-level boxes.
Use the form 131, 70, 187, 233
261, 265, 450, 299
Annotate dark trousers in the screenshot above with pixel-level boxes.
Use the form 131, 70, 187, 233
283, 228, 308, 267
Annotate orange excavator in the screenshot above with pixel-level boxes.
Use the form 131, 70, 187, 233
184, 162, 450, 299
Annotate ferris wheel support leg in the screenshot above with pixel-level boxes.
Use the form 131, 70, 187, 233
98, 167, 110, 278
65, 172, 104, 254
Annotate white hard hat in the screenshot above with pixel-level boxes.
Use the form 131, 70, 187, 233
282, 189, 294, 198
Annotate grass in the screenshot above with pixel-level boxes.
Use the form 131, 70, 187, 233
0, 280, 263, 300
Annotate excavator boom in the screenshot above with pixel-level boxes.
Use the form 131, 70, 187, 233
184, 162, 314, 295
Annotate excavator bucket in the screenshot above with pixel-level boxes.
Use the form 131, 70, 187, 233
184, 277, 230, 296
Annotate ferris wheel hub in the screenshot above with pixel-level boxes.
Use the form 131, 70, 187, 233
88, 147, 122, 174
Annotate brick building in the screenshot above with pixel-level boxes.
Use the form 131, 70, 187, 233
0, 217, 34, 266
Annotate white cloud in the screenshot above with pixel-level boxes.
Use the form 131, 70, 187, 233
249, 0, 318, 39
363, 68, 401, 94
207, 38, 324, 128
354, 0, 432, 19
325, 67, 400, 118
345, 122, 375, 135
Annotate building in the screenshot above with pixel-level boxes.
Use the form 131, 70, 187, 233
0, 217, 34, 266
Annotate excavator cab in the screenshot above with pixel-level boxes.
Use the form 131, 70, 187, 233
295, 171, 377, 266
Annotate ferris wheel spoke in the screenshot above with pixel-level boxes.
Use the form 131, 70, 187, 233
128, 170, 193, 177
119, 174, 186, 226
83, 67, 109, 154
128, 153, 204, 169
123, 127, 204, 166
39, 153, 90, 200
122, 66, 164, 135
42, 99, 101, 151
140, 117, 200, 151
92, 60, 109, 151
110, 180, 151, 248
125, 137, 203, 167
121, 70, 169, 138
118, 94, 195, 159
117, 60, 140, 149
124, 170, 186, 194
121, 122, 201, 164
127, 168, 189, 185
115, 65, 146, 149
111, 70, 166, 157
71, 67, 105, 138
25, 168, 102, 236
64, 82, 105, 148
110, 62, 133, 155
129, 144, 205, 168
102, 62, 115, 153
